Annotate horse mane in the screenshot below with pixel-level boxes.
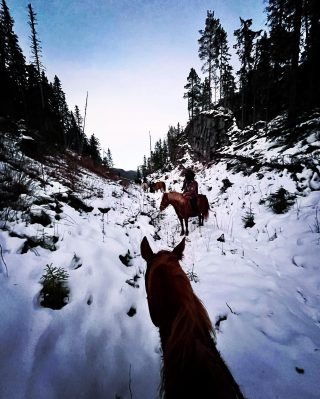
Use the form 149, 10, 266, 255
162, 273, 216, 397
141, 237, 244, 398
148, 249, 216, 397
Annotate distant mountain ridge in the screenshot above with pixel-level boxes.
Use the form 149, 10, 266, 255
111, 168, 137, 181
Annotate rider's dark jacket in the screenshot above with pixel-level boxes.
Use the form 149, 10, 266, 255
182, 180, 198, 199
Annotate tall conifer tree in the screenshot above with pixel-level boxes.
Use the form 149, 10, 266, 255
234, 18, 261, 127
198, 11, 221, 108
183, 68, 201, 120
0, 0, 26, 119
27, 4, 43, 78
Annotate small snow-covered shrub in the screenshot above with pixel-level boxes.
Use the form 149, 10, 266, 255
119, 250, 132, 266
220, 178, 233, 193
242, 205, 255, 228
0, 166, 34, 211
20, 233, 58, 253
29, 209, 51, 226
266, 187, 295, 214
187, 267, 199, 283
39, 264, 70, 309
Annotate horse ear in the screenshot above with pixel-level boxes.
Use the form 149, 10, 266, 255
173, 237, 186, 260
141, 236, 153, 262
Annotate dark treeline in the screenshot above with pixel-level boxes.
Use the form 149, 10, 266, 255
139, 123, 185, 179
0, 0, 113, 167
141, 0, 320, 175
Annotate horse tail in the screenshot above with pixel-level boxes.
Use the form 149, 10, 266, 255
201, 195, 210, 221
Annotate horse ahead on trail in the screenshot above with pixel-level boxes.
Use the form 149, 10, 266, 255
154, 181, 166, 192
160, 191, 209, 235
141, 182, 149, 192
140, 237, 245, 399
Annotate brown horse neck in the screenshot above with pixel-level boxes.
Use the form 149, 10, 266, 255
167, 192, 186, 207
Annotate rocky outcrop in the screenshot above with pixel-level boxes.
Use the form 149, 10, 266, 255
185, 107, 237, 161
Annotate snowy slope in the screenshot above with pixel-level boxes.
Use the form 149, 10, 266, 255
1, 130, 320, 399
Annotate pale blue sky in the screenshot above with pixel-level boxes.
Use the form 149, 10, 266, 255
8, 0, 266, 170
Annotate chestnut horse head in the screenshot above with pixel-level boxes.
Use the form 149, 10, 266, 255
140, 237, 244, 399
159, 192, 170, 211
160, 192, 210, 236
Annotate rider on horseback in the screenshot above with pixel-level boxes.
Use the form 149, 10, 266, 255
182, 169, 198, 214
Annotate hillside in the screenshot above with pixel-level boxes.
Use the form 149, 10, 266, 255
0, 115, 319, 398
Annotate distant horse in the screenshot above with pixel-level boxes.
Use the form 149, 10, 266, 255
149, 182, 155, 193
160, 192, 209, 235
154, 181, 166, 192
141, 182, 149, 192
140, 237, 244, 399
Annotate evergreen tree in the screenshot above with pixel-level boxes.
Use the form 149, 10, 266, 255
65, 111, 79, 150
74, 105, 83, 131
73, 105, 84, 153
215, 24, 232, 100
162, 140, 168, 165
167, 126, 177, 163
136, 167, 141, 181
27, 3, 44, 110
183, 68, 201, 120
166, 123, 184, 163
40, 71, 65, 145
287, 0, 303, 126
217, 24, 236, 109
0, 0, 27, 119
220, 63, 236, 108
266, 0, 300, 121
27, 3, 43, 77
199, 77, 211, 111
266, 0, 292, 80
266, 0, 316, 125
88, 133, 100, 163
303, 0, 320, 108
234, 18, 261, 91
107, 148, 113, 168
25, 63, 42, 128
234, 18, 261, 127
102, 148, 114, 168
198, 10, 221, 108
52, 75, 69, 134
253, 31, 272, 121
141, 155, 148, 178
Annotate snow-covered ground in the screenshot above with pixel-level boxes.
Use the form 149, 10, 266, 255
1, 137, 320, 398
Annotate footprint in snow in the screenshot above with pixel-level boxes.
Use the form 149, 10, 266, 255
127, 306, 136, 317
